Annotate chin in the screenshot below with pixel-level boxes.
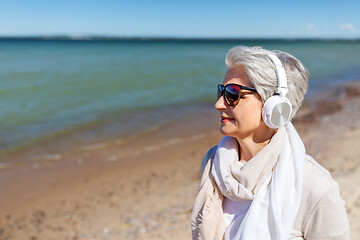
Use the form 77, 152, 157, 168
220, 124, 256, 139
219, 125, 238, 137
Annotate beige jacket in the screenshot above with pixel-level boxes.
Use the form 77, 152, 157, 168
192, 146, 350, 240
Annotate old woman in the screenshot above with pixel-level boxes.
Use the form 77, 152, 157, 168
191, 46, 350, 240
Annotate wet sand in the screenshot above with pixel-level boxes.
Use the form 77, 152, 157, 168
0, 81, 359, 240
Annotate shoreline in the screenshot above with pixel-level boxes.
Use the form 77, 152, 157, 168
0, 102, 218, 169
0, 80, 359, 239
2, 79, 360, 170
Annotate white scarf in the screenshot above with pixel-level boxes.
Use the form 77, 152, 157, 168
211, 122, 304, 240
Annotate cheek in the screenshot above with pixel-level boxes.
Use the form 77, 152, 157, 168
234, 102, 263, 124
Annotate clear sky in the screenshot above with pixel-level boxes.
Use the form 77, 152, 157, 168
1, 0, 359, 38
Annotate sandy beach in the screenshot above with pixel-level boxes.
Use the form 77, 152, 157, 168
0, 81, 360, 240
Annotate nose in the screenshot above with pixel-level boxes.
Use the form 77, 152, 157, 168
215, 95, 227, 111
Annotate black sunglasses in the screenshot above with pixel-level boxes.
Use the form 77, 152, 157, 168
217, 83, 257, 107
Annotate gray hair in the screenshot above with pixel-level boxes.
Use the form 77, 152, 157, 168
225, 46, 309, 120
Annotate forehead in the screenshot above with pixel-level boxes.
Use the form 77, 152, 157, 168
223, 66, 251, 86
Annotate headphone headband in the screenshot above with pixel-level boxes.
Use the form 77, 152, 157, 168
262, 53, 292, 129
267, 54, 288, 97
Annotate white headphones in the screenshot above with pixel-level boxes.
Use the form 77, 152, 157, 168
262, 53, 292, 129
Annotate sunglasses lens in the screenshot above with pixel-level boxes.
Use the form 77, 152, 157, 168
217, 85, 224, 100
225, 84, 241, 106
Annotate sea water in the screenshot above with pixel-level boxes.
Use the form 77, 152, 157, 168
1, 39, 360, 159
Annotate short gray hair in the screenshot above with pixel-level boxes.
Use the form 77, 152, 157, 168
225, 46, 309, 119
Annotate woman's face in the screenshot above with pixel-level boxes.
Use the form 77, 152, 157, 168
215, 66, 266, 140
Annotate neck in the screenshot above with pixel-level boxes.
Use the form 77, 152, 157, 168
235, 127, 276, 162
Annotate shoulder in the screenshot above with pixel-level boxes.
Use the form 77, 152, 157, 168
297, 155, 350, 239
302, 154, 336, 196
201, 145, 218, 174
301, 154, 342, 210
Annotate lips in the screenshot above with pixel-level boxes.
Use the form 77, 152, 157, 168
221, 116, 234, 122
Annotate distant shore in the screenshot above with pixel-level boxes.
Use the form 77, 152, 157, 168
0, 80, 359, 239
1, 36, 360, 43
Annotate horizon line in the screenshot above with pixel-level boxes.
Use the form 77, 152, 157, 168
0, 35, 359, 42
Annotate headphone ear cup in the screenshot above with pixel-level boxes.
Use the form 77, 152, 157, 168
262, 96, 292, 129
